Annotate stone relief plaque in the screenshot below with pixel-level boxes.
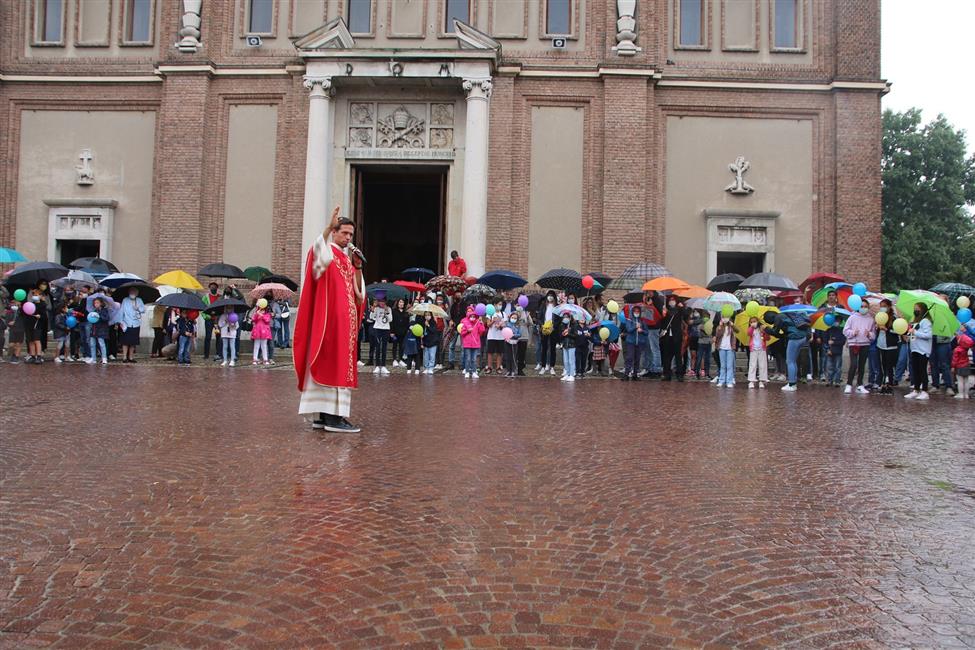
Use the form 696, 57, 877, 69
429, 128, 453, 149
347, 102, 455, 153
349, 128, 374, 148
431, 103, 454, 126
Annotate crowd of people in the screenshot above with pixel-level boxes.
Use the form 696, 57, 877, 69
0, 280, 293, 368
358, 286, 975, 400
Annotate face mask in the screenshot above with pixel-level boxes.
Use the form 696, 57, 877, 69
11, 305, 18, 312
859, 307, 869, 314
562, 318, 570, 324
547, 298, 554, 304
879, 307, 888, 313
129, 292, 138, 299
568, 298, 575, 304
668, 301, 676, 308
516, 306, 523, 312
31, 296, 40, 303
510, 318, 517, 324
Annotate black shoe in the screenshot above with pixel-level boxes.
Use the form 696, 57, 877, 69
662, 375, 672, 382
312, 415, 328, 429
621, 375, 630, 381
517, 370, 526, 376
329, 417, 361, 433
631, 374, 640, 381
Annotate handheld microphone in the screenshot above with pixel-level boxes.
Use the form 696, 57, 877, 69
348, 244, 367, 264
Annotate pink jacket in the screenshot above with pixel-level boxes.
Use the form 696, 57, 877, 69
459, 316, 486, 348
251, 309, 272, 340
843, 312, 876, 346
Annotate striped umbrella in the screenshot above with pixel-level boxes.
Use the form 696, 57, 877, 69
607, 262, 671, 290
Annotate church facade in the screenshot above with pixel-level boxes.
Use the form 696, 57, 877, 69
0, 0, 886, 286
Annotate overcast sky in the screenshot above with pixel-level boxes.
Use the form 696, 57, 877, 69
882, 0, 975, 156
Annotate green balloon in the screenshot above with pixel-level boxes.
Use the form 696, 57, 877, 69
13, 289, 27, 302
410, 324, 424, 337
721, 304, 734, 318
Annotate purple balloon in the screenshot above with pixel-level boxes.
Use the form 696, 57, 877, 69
517, 295, 529, 308
474, 303, 487, 316
228, 312, 239, 323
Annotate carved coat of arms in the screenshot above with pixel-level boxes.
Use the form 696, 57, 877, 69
725, 155, 755, 195
377, 106, 426, 149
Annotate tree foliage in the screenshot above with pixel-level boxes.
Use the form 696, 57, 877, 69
881, 108, 975, 290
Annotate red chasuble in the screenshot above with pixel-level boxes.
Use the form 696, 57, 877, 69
293, 241, 365, 391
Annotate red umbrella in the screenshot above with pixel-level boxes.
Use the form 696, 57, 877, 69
799, 272, 845, 291
394, 280, 426, 293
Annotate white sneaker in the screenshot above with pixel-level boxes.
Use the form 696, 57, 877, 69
856, 386, 870, 394
230, 361, 236, 367
915, 391, 929, 400
748, 382, 755, 389
535, 364, 542, 371
463, 371, 470, 378
844, 385, 853, 394
373, 366, 380, 374
381, 367, 390, 375
904, 391, 918, 399
102, 358, 108, 365
560, 375, 568, 381
221, 360, 227, 367
711, 376, 720, 384
781, 384, 797, 392
759, 382, 766, 389
85, 358, 95, 364
471, 372, 479, 379
55, 357, 63, 364
945, 388, 955, 396
541, 365, 549, 374
565, 376, 575, 382
953, 393, 964, 399
806, 374, 813, 381
357, 361, 365, 367
435, 364, 443, 370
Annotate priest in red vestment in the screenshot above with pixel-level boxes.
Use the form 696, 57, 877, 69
293, 209, 366, 432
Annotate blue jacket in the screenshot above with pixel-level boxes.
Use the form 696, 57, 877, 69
619, 313, 649, 346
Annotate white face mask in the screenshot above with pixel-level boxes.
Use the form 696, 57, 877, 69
668, 301, 676, 308
879, 307, 888, 313
859, 307, 869, 314
129, 292, 138, 299
568, 298, 575, 304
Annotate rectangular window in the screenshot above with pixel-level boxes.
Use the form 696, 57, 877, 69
444, 0, 470, 33
348, 0, 371, 34
546, 0, 571, 35
679, 0, 704, 46
248, 0, 273, 34
773, 0, 798, 48
125, 0, 152, 42
36, 0, 64, 42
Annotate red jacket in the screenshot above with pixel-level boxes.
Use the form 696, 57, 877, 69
447, 257, 467, 277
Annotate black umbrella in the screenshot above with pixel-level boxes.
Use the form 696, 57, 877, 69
525, 292, 545, 311
111, 281, 160, 303
707, 273, 746, 292
478, 269, 528, 291
462, 283, 498, 304
203, 297, 250, 314
606, 262, 671, 290
536, 268, 583, 291
3, 261, 69, 288
261, 273, 299, 291
401, 267, 436, 282
624, 291, 644, 304
69, 257, 118, 273
585, 272, 613, 287
739, 272, 799, 292
199, 263, 246, 279
366, 282, 408, 303
155, 292, 207, 311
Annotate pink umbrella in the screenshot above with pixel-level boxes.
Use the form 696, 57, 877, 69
248, 283, 295, 301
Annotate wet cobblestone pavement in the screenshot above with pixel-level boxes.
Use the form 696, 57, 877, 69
1, 365, 973, 648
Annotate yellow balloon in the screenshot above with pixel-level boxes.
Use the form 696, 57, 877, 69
874, 311, 889, 326
257, 298, 268, 309
891, 317, 908, 335
606, 300, 619, 314
457, 323, 464, 334
599, 326, 610, 341
958, 296, 971, 309
541, 320, 554, 335
411, 324, 424, 337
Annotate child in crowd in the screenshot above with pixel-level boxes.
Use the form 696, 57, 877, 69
52, 303, 70, 363
421, 312, 439, 375
3, 300, 24, 363
746, 315, 769, 388
514, 305, 532, 376
87, 298, 111, 365
390, 298, 409, 367
621, 305, 648, 381
218, 307, 238, 367
459, 306, 486, 379
824, 322, 846, 386
176, 309, 196, 366
693, 311, 712, 379
251, 302, 272, 366
591, 330, 608, 377
503, 312, 520, 378
713, 314, 738, 388
905, 303, 932, 400
559, 314, 580, 382
485, 311, 505, 375
403, 317, 422, 374
875, 299, 899, 394
843, 301, 876, 394
370, 294, 391, 374
951, 333, 972, 399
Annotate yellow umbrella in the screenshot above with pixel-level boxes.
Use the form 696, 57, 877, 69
734, 306, 779, 346
153, 270, 204, 291
674, 284, 712, 299
641, 276, 690, 292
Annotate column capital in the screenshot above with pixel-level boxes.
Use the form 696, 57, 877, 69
462, 77, 493, 100
302, 75, 334, 97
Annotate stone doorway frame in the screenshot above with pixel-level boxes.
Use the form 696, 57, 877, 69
44, 198, 117, 265
703, 208, 780, 280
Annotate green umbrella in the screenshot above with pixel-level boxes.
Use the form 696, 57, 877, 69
895, 290, 961, 338
244, 266, 272, 282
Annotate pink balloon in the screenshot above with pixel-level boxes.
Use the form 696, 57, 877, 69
502, 327, 513, 340
22, 301, 36, 315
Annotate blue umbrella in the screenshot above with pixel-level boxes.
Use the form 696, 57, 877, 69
100, 272, 144, 288
401, 267, 435, 282
780, 303, 818, 313
0, 247, 28, 264
478, 269, 528, 291
588, 319, 620, 343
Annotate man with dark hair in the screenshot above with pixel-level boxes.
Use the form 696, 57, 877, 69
447, 250, 467, 278
293, 208, 366, 433
201, 281, 221, 361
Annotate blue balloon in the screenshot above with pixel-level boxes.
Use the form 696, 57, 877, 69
823, 313, 836, 327
65, 315, 78, 328
852, 282, 867, 297
847, 295, 862, 312
957, 308, 973, 324
87, 311, 100, 324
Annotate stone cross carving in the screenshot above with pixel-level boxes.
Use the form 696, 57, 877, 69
177, 0, 202, 53
76, 149, 94, 186
613, 0, 641, 56
725, 156, 755, 195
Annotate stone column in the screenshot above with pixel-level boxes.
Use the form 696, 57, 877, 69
300, 76, 334, 267
461, 77, 492, 277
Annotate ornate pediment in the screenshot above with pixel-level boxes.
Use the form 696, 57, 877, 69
292, 17, 355, 51
452, 20, 501, 51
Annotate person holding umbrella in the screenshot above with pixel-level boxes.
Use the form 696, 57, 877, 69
24, 282, 52, 363
905, 303, 933, 400
202, 282, 222, 361
119, 286, 146, 363
217, 306, 239, 366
